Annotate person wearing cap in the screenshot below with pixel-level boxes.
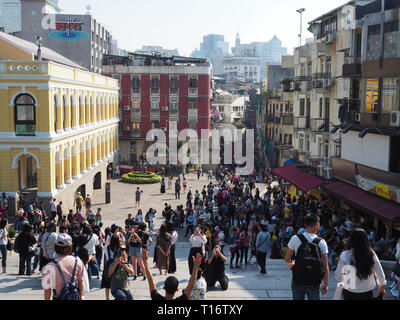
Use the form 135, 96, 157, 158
42, 233, 86, 300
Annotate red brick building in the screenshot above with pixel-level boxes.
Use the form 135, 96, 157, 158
102, 53, 212, 164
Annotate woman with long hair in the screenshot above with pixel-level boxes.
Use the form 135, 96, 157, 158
155, 224, 171, 275
166, 222, 178, 274
335, 228, 386, 300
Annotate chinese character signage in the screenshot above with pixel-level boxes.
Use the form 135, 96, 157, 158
48, 17, 89, 42
355, 174, 400, 204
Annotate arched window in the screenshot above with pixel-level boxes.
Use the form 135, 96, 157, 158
14, 94, 36, 136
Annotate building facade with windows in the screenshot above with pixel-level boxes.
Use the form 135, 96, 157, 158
102, 53, 212, 165
19, 0, 112, 73
0, 33, 119, 213
328, 0, 400, 229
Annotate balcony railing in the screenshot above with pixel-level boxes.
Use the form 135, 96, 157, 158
188, 87, 198, 96
342, 56, 362, 77
312, 79, 323, 89
170, 88, 178, 95
294, 116, 310, 129
281, 114, 294, 126
151, 87, 160, 95
169, 108, 178, 115
312, 72, 331, 79
310, 117, 329, 132
295, 75, 312, 82
132, 88, 140, 95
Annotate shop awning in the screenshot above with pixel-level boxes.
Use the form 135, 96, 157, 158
284, 158, 301, 166
270, 164, 324, 194
322, 181, 400, 224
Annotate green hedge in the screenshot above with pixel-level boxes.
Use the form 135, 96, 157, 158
127, 172, 158, 178
122, 172, 162, 184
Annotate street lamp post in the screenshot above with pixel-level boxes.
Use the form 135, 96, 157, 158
297, 8, 306, 46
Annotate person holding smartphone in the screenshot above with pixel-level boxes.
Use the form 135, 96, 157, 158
108, 248, 134, 300
188, 226, 207, 275
204, 245, 229, 291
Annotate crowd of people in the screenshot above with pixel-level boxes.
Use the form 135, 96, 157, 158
0, 165, 399, 300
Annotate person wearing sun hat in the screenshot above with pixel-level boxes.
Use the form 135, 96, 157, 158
42, 233, 86, 300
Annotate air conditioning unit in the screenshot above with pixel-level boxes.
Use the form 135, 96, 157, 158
123, 105, 130, 110
161, 127, 168, 132
123, 126, 130, 130
317, 165, 324, 177
354, 112, 361, 122
390, 111, 400, 127
162, 106, 169, 111
323, 167, 333, 180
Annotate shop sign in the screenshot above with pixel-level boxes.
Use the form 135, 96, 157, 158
48, 17, 89, 42
355, 174, 400, 204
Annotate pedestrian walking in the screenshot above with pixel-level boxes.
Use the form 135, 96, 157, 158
255, 223, 272, 274
135, 187, 142, 207
335, 228, 386, 300
284, 213, 329, 300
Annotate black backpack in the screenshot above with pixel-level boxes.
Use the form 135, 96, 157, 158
292, 234, 324, 287
52, 257, 81, 300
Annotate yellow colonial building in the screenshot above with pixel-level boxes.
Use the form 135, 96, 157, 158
0, 32, 119, 213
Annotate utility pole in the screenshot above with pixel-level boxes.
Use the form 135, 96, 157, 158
297, 8, 306, 46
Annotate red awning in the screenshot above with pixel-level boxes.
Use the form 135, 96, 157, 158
270, 164, 324, 194
322, 181, 400, 224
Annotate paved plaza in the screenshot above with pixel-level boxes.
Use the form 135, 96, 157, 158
0, 173, 343, 300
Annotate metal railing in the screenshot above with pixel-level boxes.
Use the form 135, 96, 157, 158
294, 116, 310, 129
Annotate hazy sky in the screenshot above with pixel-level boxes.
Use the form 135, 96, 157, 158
58, 0, 348, 56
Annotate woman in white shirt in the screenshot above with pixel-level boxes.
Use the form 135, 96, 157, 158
188, 227, 207, 275
0, 219, 8, 274
335, 228, 386, 300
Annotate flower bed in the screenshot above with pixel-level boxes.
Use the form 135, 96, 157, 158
121, 171, 162, 184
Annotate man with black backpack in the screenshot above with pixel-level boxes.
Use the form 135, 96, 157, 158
284, 213, 329, 300
42, 233, 85, 300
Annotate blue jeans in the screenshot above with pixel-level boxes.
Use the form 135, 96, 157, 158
0, 245, 7, 268
87, 259, 99, 278
291, 280, 320, 300
111, 288, 133, 300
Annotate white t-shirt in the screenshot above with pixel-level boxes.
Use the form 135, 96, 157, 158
50, 201, 56, 212
0, 229, 8, 245
288, 232, 329, 255
171, 230, 178, 245
84, 234, 99, 256
335, 249, 386, 293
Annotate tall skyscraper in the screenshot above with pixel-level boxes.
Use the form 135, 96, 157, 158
193, 34, 229, 76
229, 34, 288, 82
0, 0, 61, 34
